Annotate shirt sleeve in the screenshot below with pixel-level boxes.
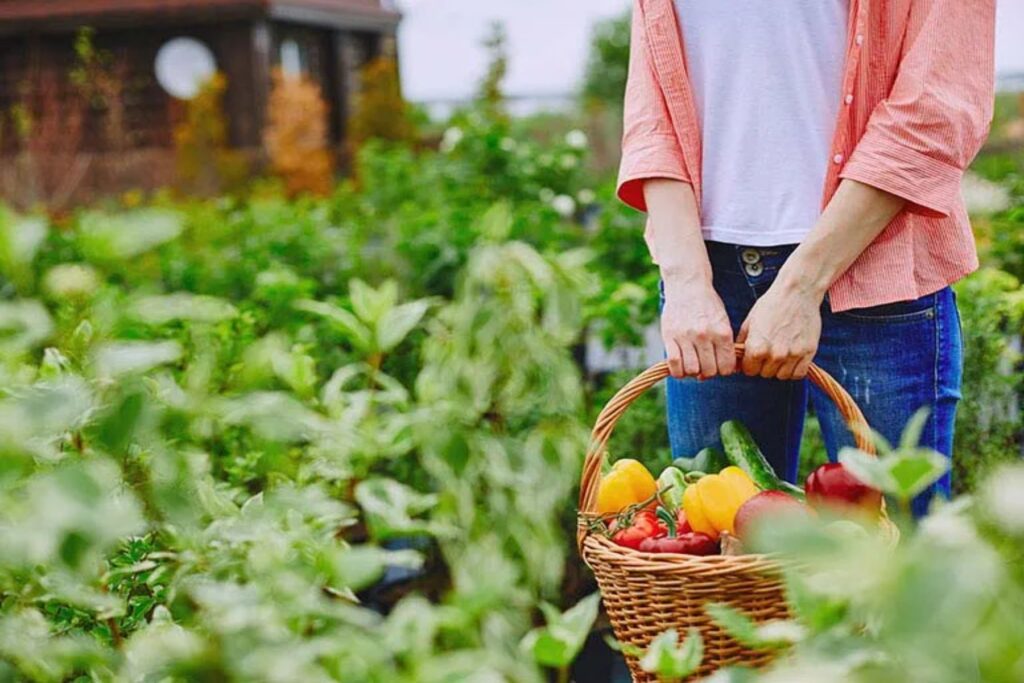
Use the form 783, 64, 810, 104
616, 0, 690, 213
839, 0, 996, 219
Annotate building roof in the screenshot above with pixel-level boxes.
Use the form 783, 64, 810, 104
0, 0, 400, 33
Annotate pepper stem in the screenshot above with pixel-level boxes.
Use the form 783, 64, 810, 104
656, 507, 677, 538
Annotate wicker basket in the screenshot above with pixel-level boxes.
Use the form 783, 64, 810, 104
578, 345, 894, 681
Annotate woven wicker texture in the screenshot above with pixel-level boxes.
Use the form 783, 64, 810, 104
578, 345, 882, 681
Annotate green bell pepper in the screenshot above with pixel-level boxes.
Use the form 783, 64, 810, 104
673, 446, 728, 476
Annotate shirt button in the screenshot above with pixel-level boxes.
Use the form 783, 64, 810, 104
855, 34, 864, 46
833, 153, 845, 165
845, 94, 854, 105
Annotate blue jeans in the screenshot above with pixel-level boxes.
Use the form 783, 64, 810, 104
661, 242, 963, 517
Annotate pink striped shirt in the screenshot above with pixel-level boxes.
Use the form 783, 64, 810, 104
618, 0, 996, 312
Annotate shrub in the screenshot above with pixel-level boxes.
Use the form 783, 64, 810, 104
264, 68, 334, 197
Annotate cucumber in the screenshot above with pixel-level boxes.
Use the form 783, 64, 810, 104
720, 420, 785, 491
781, 481, 806, 501
673, 446, 728, 475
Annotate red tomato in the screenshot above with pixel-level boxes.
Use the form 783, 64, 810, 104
610, 510, 665, 550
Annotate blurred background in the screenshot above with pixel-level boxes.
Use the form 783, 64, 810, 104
2, 0, 1022, 206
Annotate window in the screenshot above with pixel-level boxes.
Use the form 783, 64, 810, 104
154, 37, 216, 100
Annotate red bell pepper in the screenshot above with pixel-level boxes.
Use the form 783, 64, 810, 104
638, 532, 719, 556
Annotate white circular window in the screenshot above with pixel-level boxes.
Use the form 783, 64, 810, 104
155, 37, 217, 100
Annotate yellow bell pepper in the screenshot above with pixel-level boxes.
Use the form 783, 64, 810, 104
596, 459, 658, 515
682, 466, 759, 539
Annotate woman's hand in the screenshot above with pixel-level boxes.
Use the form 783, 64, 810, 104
737, 276, 823, 380
662, 277, 736, 380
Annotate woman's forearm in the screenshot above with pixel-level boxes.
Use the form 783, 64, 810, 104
646, 178, 736, 378
643, 179, 712, 286
776, 179, 906, 300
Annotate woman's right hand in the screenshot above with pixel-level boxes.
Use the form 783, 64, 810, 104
661, 277, 736, 380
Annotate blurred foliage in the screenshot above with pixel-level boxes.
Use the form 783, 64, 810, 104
701, 478, 1024, 683
264, 68, 335, 197
478, 22, 509, 122
581, 11, 630, 111
348, 57, 415, 152
173, 73, 250, 197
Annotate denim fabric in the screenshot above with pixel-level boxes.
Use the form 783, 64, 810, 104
660, 241, 963, 516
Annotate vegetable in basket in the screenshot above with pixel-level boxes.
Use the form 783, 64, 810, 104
638, 508, 719, 556
805, 462, 882, 517
596, 459, 658, 515
638, 531, 718, 555
609, 509, 664, 550
673, 446, 728, 476
682, 466, 759, 540
733, 490, 808, 540
656, 466, 688, 513
721, 420, 806, 499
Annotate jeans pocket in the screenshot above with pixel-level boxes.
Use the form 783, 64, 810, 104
836, 294, 938, 324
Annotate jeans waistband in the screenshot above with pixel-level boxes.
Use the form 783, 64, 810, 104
704, 241, 798, 282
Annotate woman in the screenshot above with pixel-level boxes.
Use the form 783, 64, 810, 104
619, 0, 996, 515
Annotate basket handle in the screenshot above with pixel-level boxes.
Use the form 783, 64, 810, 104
578, 344, 876, 525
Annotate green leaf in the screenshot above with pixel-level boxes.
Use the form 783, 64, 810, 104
128, 293, 238, 325
295, 299, 373, 351
707, 603, 803, 651
0, 300, 53, 354
899, 407, 931, 450
520, 592, 600, 668
840, 446, 949, 502
93, 341, 183, 377
77, 208, 183, 260
94, 389, 148, 455
377, 300, 430, 352
350, 278, 398, 324
354, 478, 439, 538
334, 545, 422, 593
838, 448, 895, 492
887, 450, 950, 500
638, 628, 704, 679
479, 202, 513, 241
706, 604, 759, 648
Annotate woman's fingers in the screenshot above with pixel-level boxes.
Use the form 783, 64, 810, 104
775, 356, 801, 381
758, 353, 787, 379
680, 341, 701, 377
666, 338, 686, 378
741, 340, 765, 376
714, 337, 737, 377
792, 355, 814, 380
693, 336, 718, 380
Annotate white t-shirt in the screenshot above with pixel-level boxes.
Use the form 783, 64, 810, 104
675, 0, 849, 246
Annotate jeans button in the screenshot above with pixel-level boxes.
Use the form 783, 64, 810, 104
741, 248, 761, 265
745, 262, 764, 277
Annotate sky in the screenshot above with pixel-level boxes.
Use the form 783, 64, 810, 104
396, 0, 1024, 104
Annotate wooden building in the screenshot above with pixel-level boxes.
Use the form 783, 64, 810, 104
0, 0, 401, 204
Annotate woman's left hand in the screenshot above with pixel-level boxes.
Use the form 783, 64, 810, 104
737, 277, 823, 380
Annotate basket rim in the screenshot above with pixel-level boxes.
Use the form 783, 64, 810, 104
582, 533, 781, 570
582, 516, 900, 573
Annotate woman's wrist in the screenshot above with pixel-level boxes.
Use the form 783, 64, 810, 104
776, 250, 832, 302
660, 261, 713, 290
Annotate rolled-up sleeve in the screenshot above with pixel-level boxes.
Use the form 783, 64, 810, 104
617, 0, 689, 213
839, 0, 996, 218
